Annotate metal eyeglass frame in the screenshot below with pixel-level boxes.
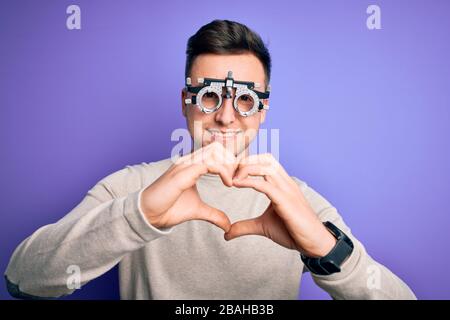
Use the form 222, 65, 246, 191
184, 70, 270, 117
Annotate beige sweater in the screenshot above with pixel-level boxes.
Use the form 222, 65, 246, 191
5, 157, 416, 299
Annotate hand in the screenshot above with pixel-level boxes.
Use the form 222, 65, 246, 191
140, 142, 238, 232
224, 154, 337, 258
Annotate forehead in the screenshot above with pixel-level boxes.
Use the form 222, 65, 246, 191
190, 53, 266, 86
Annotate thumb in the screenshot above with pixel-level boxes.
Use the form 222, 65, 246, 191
224, 217, 264, 241
193, 203, 231, 233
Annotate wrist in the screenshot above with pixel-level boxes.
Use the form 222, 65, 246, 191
140, 188, 163, 228
301, 226, 337, 258
300, 221, 354, 276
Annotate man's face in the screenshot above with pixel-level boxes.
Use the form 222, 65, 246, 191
181, 53, 268, 157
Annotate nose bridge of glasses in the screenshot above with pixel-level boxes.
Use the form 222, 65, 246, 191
215, 87, 235, 113
219, 85, 255, 112
222, 86, 237, 100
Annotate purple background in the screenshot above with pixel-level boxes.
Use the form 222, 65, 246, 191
1, 0, 449, 300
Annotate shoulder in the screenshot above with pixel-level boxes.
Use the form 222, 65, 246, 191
91, 157, 175, 199
290, 176, 352, 235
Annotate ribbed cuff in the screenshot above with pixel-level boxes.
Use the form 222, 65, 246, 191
123, 188, 174, 242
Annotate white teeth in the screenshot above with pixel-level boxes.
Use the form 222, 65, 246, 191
207, 130, 241, 138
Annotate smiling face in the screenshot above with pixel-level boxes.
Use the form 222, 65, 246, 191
182, 53, 268, 158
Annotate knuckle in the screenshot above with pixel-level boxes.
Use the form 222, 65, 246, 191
263, 153, 274, 162
211, 141, 223, 152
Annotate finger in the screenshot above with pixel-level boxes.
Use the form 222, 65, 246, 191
258, 153, 292, 183
197, 141, 236, 166
175, 160, 233, 189
205, 161, 235, 187
232, 176, 283, 204
193, 203, 232, 233
224, 217, 264, 241
209, 143, 238, 185
172, 163, 208, 191
175, 142, 237, 186
233, 164, 282, 187
237, 153, 276, 166
210, 141, 238, 166
235, 154, 279, 178
236, 154, 296, 190
202, 143, 237, 186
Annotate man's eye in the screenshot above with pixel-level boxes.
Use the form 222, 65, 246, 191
205, 92, 215, 98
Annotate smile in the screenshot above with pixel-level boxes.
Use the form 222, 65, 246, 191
207, 129, 242, 140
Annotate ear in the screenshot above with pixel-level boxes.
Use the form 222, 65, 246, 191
259, 99, 268, 124
181, 89, 187, 118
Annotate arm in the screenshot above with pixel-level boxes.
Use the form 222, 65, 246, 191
297, 178, 416, 300
4, 164, 172, 299
224, 154, 416, 300
5, 142, 237, 299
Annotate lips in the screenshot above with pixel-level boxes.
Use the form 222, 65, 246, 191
207, 129, 242, 140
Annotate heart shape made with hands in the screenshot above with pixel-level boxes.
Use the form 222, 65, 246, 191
141, 142, 332, 256
212, 153, 307, 252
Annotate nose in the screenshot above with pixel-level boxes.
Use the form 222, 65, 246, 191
214, 95, 236, 126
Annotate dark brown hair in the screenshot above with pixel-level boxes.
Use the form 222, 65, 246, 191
185, 20, 271, 85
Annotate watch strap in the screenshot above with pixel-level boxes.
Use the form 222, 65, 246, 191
300, 221, 354, 276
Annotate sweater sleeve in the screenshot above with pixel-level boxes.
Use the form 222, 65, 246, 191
292, 177, 417, 300
4, 163, 173, 299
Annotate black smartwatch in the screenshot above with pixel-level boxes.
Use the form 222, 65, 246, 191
300, 221, 354, 276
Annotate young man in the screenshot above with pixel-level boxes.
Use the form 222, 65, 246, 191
5, 20, 416, 300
